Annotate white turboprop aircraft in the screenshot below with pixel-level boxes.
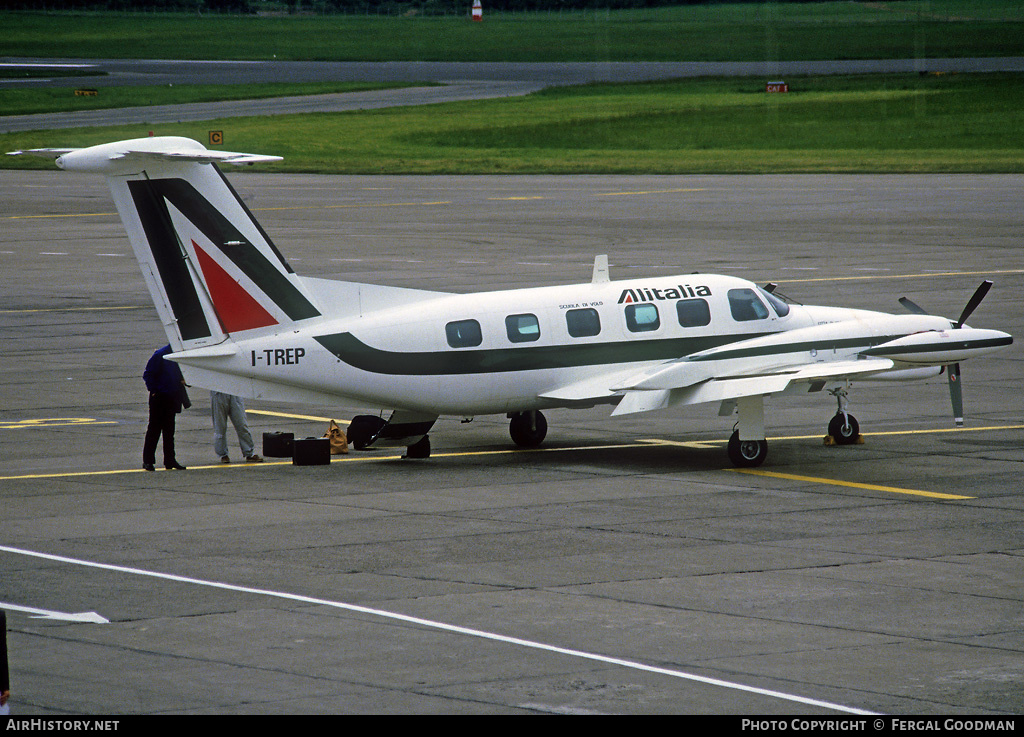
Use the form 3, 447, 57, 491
10, 137, 1013, 466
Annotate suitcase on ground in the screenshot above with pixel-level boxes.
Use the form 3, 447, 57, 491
293, 437, 330, 466
263, 431, 294, 458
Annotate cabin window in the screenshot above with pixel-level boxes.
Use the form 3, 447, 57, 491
625, 303, 661, 333
506, 313, 540, 343
445, 319, 482, 348
566, 308, 601, 338
676, 298, 711, 328
759, 287, 791, 317
728, 289, 770, 322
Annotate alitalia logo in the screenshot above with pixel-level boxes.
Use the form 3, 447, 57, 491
618, 283, 712, 304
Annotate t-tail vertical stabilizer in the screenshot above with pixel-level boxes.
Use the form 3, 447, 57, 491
12, 137, 321, 351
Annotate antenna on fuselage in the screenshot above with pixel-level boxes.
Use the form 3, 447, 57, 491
592, 255, 610, 283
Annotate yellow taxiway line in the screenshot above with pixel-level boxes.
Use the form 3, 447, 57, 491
726, 468, 974, 501
3, 422, 1020, 502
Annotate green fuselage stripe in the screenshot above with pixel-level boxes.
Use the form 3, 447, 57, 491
313, 330, 1005, 378
313, 330, 869, 376
314, 332, 739, 375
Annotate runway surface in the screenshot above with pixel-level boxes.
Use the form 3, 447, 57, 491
1, 169, 1023, 714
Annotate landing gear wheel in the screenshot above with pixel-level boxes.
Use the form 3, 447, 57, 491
347, 415, 388, 450
509, 410, 547, 448
828, 413, 860, 445
728, 430, 768, 468
403, 435, 431, 459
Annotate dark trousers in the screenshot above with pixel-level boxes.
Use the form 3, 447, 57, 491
143, 393, 178, 466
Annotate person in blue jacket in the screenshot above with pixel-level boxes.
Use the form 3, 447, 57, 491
142, 345, 190, 471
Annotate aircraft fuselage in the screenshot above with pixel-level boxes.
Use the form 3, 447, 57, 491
168, 272, 1003, 418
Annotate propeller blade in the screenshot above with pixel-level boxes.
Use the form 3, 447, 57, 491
899, 296, 930, 315
763, 282, 778, 293
956, 280, 993, 328
948, 362, 964, 426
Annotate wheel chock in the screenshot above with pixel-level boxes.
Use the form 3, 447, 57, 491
823, 434, 865, 446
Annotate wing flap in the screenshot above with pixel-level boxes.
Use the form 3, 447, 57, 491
610, 358, 896, 416
537, 365, 649, 403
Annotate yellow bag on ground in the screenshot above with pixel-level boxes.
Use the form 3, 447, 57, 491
324, 419, 349, 454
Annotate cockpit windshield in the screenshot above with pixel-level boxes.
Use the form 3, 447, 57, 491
758, 287, 791, 317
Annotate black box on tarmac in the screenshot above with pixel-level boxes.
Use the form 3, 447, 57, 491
263, 431, 294, 458
293, 437, 330, 466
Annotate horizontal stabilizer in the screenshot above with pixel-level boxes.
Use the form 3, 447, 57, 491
6, 147, 77, 160
167, 344, 238, 362
9, 137, 281, 175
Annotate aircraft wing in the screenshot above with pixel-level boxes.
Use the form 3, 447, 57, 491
610, 357, 896, 416
537, 352, 896, 415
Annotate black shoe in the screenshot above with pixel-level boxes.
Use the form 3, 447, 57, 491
165, 462, 187, 470
143, 463, 155, 472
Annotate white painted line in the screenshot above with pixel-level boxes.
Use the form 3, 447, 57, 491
0, 63, 96, 69
0, 601, 108, 624
0, 544, 876, 715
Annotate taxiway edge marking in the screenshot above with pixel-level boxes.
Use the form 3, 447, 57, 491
0, 543, 878, 716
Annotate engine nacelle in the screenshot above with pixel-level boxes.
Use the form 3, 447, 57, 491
864, 328, 1012, 365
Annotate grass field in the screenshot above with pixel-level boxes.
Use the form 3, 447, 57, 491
4, 73, 1023, 174
2, 3, 1022, 174
3, 2, 1024, 62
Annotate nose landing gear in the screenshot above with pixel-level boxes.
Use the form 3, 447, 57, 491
826, 387, 861, 445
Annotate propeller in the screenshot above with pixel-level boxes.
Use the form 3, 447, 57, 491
955, 279, 992, 329
898, 280, 994, 427
898, 296, 929, 315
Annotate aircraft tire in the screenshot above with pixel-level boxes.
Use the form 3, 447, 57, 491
728, 430, 768, 467
509, 410, 547, 447
403, 435, 431, 459
347, 415, 388, 450
828, 413, 860, 445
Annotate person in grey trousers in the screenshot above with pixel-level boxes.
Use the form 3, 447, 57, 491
211, 391, 263, 464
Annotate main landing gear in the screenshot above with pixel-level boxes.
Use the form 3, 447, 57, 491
723, 389, 863, 468
509, 410, 547, 448
347, 413, 435, 459
826, 387, 861, 445
728, 431, 768, 468
727, 395, 769, 468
